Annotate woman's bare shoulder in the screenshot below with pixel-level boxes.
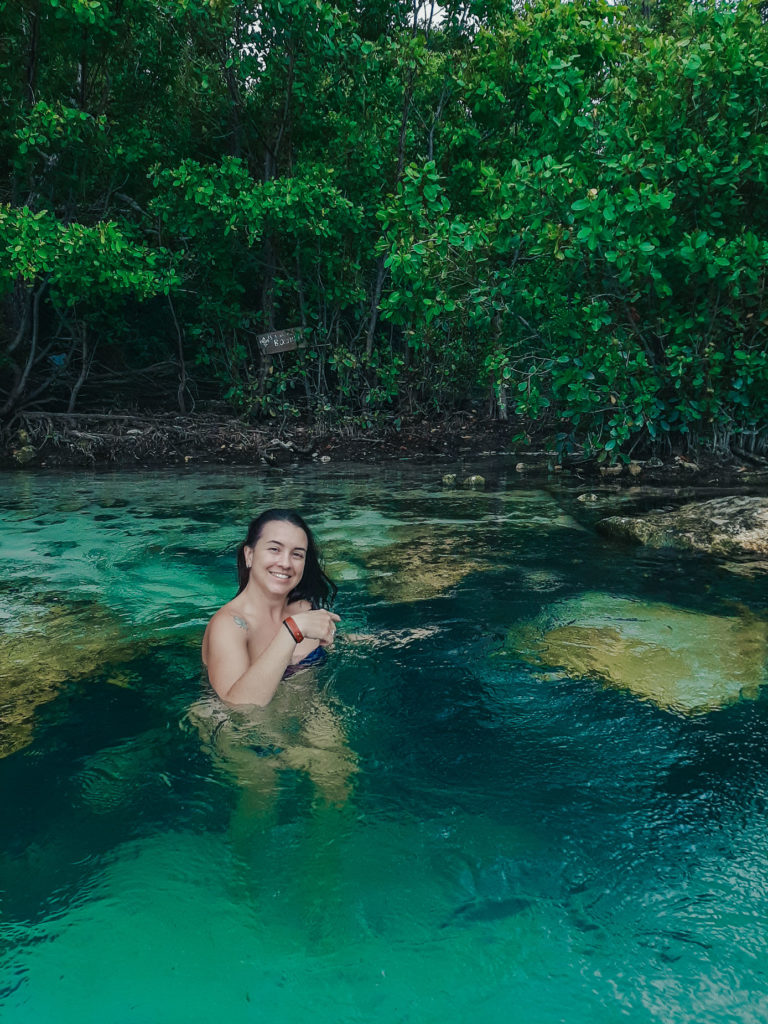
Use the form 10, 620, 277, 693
202, 602, 250, 667
203, 602, 250, 644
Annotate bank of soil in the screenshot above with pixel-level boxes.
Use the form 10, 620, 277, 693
2, 410, 768, 489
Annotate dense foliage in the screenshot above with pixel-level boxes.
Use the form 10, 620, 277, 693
2, 0, 767, 457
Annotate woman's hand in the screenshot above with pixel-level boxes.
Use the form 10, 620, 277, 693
292, 609, 340, 646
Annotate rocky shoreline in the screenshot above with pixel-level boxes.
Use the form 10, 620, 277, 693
3, 410, 768, 491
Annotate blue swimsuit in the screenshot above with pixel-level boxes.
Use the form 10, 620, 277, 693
283, 645, 327, 678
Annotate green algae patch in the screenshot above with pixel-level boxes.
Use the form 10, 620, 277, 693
511, 592, 768, 714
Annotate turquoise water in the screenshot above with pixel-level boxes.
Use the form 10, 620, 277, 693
1, 465, 768, 1023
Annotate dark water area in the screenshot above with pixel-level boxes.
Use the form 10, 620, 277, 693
1, 465, 767, 1023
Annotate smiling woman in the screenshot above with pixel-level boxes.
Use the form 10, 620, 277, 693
201, 509, 339, 706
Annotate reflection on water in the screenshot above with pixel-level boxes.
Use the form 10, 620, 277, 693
1, 465, 768, 1023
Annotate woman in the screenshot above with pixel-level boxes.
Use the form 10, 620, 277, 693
202, 509, 340, 706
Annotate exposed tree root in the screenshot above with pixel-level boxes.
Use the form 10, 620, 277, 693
2, 411, 767, 489
2, 411, 280, 467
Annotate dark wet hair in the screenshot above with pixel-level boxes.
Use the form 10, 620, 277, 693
236, 508, 337, 608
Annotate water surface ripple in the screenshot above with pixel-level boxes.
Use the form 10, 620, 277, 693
1, 466, 767, 1024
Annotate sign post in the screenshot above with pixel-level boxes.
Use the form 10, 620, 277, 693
256, 328, 304, 355
254, 328, 306, 395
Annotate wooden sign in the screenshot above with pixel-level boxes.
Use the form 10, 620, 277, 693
256, 328, 304, 354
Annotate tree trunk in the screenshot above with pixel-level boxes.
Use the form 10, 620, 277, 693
167, 296, 188, 413
365, 69, 417, 357
1, 279, 47, 417
25, 3, 39, 105
67, 326, 94, 413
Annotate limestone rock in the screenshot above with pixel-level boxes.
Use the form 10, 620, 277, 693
364, 532, 486, 602
737, 471, 768, 486
721, 559, 768, 578
362, 522, 493, 602
263, 440, 296, 466
0, 598, 137, 758
11, 445, 36, 466
442, 473, 457, 487
597, 496, 768, 558
461, 474, 485, 489
512, 591, 768, 714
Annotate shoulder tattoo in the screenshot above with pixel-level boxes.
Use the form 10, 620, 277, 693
232, 615, 249, 632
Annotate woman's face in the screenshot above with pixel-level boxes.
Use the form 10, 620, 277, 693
245, 520, 308, 597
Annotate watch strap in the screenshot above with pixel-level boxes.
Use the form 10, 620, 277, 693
283, 616, 304, 643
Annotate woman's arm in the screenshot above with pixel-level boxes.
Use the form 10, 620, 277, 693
206, 608, 340, 707
205, 613, 296, 706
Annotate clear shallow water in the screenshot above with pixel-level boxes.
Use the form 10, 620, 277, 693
1, 465, 768, 1023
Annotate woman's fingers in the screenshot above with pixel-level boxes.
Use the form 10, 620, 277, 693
323, 611, 339, 644
294, 609, 341, 642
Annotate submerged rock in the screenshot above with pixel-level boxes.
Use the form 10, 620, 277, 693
597, 496, 768, 559
359, 493, 585, 602
721, 559, 768, 578
364, 529, 488, 602
439, 471, 486, 488
0, 598, 137, 757
511, 591, 768, 714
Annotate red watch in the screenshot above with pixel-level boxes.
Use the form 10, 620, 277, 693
283, 616, 304, 643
